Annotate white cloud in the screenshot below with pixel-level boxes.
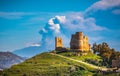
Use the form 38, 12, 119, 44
26, 42, 40, 47
86, 0, 120, 13
39, 14, 108, 51
83, 17, 107, 31
64, 12, 107, 31
0, 12, 35, 19
30, 43, 40, 47
112, 9, 120, 15
55, 16, 66, 23
38, 15, 67, 50
41, 15, 66, 34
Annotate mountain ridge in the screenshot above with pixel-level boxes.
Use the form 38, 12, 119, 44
0, 52, 26, 70
13, 46, 46, 57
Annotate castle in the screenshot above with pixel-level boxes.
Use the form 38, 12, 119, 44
55, 32, 91, 52
70, 32, 90, 51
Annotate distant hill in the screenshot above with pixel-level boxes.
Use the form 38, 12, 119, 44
13, 46, 47, 57
0, 52, 26, 70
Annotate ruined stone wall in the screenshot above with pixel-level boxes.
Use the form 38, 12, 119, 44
55, 37, 63, 50
55, 32, 90, 52
83, 36, 90, 51
70, 32, 90, 51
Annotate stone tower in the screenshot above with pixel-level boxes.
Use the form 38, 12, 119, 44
70, 32, 90, 51
55, 37, 63, 50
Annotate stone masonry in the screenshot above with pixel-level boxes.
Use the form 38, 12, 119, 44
70, 32, 90, 51
55, 37, 63, 50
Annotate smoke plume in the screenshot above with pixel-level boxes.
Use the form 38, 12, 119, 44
39, 14, 106, 51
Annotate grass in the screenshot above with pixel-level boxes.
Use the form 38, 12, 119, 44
71, 54, 101, 61
59, 52, 101, 60
59, 52, 102, 66
1, 52, 119, 76
0, 52, 96, 76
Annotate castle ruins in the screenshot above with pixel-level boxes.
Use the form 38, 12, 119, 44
55, 37, 63, 48
70, 32, 90, 51
55, 32, 90, 52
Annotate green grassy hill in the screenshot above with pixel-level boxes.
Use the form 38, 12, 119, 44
59, 52, 103, 66
1, 52, 120, 76
1, 52, 97, 76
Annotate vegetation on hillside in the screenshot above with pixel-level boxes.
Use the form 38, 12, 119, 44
58, 52, 103, 66
92, 42, 120, 67
0, 53, 96, 76
1, 42, 120, 76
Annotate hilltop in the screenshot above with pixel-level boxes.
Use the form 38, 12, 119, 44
1, 52, 120, 76
1, 52, 97, 76
1, 31, 120, 76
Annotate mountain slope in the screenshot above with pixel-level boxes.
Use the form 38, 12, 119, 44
1, 52, 95, 76
0, 52, 25, 69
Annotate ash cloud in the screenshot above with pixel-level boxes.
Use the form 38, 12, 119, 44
39, 16, 66, 50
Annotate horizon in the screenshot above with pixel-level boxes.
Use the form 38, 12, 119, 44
0, 0, 120, 52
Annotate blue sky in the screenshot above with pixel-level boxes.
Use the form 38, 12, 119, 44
0, 0, 120, 51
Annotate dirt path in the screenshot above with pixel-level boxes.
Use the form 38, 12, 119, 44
50, 53, 108, 71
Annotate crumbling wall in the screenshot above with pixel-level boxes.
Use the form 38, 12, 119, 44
55, 37, 63, 50
70, 32, 90, 51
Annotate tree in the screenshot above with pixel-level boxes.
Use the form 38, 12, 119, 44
92, 42, 120, 66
